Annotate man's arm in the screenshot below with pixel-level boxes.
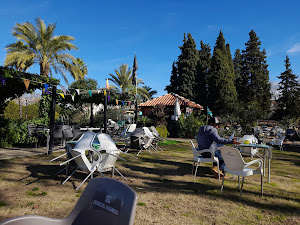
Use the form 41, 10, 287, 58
210, 128, 233, 144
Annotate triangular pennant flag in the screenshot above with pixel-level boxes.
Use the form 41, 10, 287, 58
59, 93, 65, 98
104, 90, 107, 96
0, 75, 7, 86
44, 84, 49, 91
108, 95, 110, 102
129, 101, 131, 106
45, 91, 50, 94
76, 89, 80, 95
122, 101, 125, 106
88, 90, 92, 97
24, 79, 30, 90
61, 86, 67, 95
71, 95, 75, 101
106, 79, 109, 90
116, 99, 118, 105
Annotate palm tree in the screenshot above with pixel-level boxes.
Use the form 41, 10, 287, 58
5, 18, 84, 84
108, 63, 141, 92
142, 85, 158, 100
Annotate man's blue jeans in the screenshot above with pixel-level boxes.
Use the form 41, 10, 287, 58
201, 150, 225, 171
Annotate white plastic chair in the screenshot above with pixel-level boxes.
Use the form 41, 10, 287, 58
190, 140, 220, 181
136, 127, 156, 156
220, 146, 263, 200
239, 135, 259, 159
269, 135, 285, 151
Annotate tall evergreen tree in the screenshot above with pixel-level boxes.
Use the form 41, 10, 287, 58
233, 49, 244, 100
165, 61, 179, 94
176, 33, 199, 101
241, 30, 271, 120
275, 56, 300, 120
208, 31, 238, 116
195, 41, 211, 107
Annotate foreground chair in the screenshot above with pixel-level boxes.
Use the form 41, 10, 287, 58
190, 140, 220, 181
220, 146, 263, 200
0, 178, 137, 225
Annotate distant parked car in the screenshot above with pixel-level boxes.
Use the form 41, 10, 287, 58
285, 128, 296, 140
270, 126, 284, 136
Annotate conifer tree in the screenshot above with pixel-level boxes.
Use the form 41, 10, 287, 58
195, 41, 211, 107
233, 49, 244, 100
208, 31, 238, 116
165, 61, 179, 94
176, 33, 199, 101
241, 30, 271, 120
275, 56, 300, 120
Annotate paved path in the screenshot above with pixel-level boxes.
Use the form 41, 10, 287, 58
0, 146, 63, 160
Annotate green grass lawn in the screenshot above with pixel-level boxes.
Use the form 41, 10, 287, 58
0, 140, 299, 224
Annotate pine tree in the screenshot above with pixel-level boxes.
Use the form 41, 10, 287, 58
177, 33, 199, 101
195, 41, 211, 107
276, 56, 300, 120
208, 31, 238, 116
165, 61, 179, 93
241, 30, 271, 120
233, 49, 244, 100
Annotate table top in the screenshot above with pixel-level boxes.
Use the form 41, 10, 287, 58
235, 143, 272, 148
80, 127, 102, 131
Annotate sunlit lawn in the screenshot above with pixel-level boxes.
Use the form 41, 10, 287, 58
0, 140, 299, 224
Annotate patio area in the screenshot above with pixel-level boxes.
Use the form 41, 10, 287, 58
0, 140, 299, 224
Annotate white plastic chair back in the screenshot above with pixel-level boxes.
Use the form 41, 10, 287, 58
221, 146, 245, 171
143, 127, 154, 138
71, 132, 100, 172
190, 140, 199, 160
240, 134, 258, 156
127, 124, 136, 133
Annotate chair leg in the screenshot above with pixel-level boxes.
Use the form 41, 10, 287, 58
239, 177, 245, 201
192, 162, 195, 174
194, 162, 199, 180
220, 172, 225, 193
261, 174, 264, 197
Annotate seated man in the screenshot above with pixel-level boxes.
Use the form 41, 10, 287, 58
195, 117, 238, 178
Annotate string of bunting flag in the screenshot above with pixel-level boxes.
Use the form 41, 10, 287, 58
1, 74, 137, 106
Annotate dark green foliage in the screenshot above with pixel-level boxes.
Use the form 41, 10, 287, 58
176, 112, 206, 138
274, 56, 300, 120
177, 33, 199, 101
208, 31, 238, 117
165, 61, 179, 93
239, 30, 271, 122
38, 92, 52, 118
0, 117, 49, 147
151, 104, 167, 126
233, 49, 244, 100
195, 41, 211, 107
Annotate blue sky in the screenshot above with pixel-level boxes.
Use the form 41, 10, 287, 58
1, 0, 300, 98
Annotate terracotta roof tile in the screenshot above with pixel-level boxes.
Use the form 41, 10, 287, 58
138, 93, 203, 109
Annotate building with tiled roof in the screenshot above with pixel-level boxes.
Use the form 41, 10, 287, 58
138, 93, 203, 116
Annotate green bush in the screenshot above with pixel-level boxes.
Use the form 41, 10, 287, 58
156, 124, 169, 138
176, 113, 206, 138
0, 117, 49, 147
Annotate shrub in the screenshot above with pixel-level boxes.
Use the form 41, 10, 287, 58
0, 117, 49, 147
176, 113, 206, 138
156, 124, 169, 138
